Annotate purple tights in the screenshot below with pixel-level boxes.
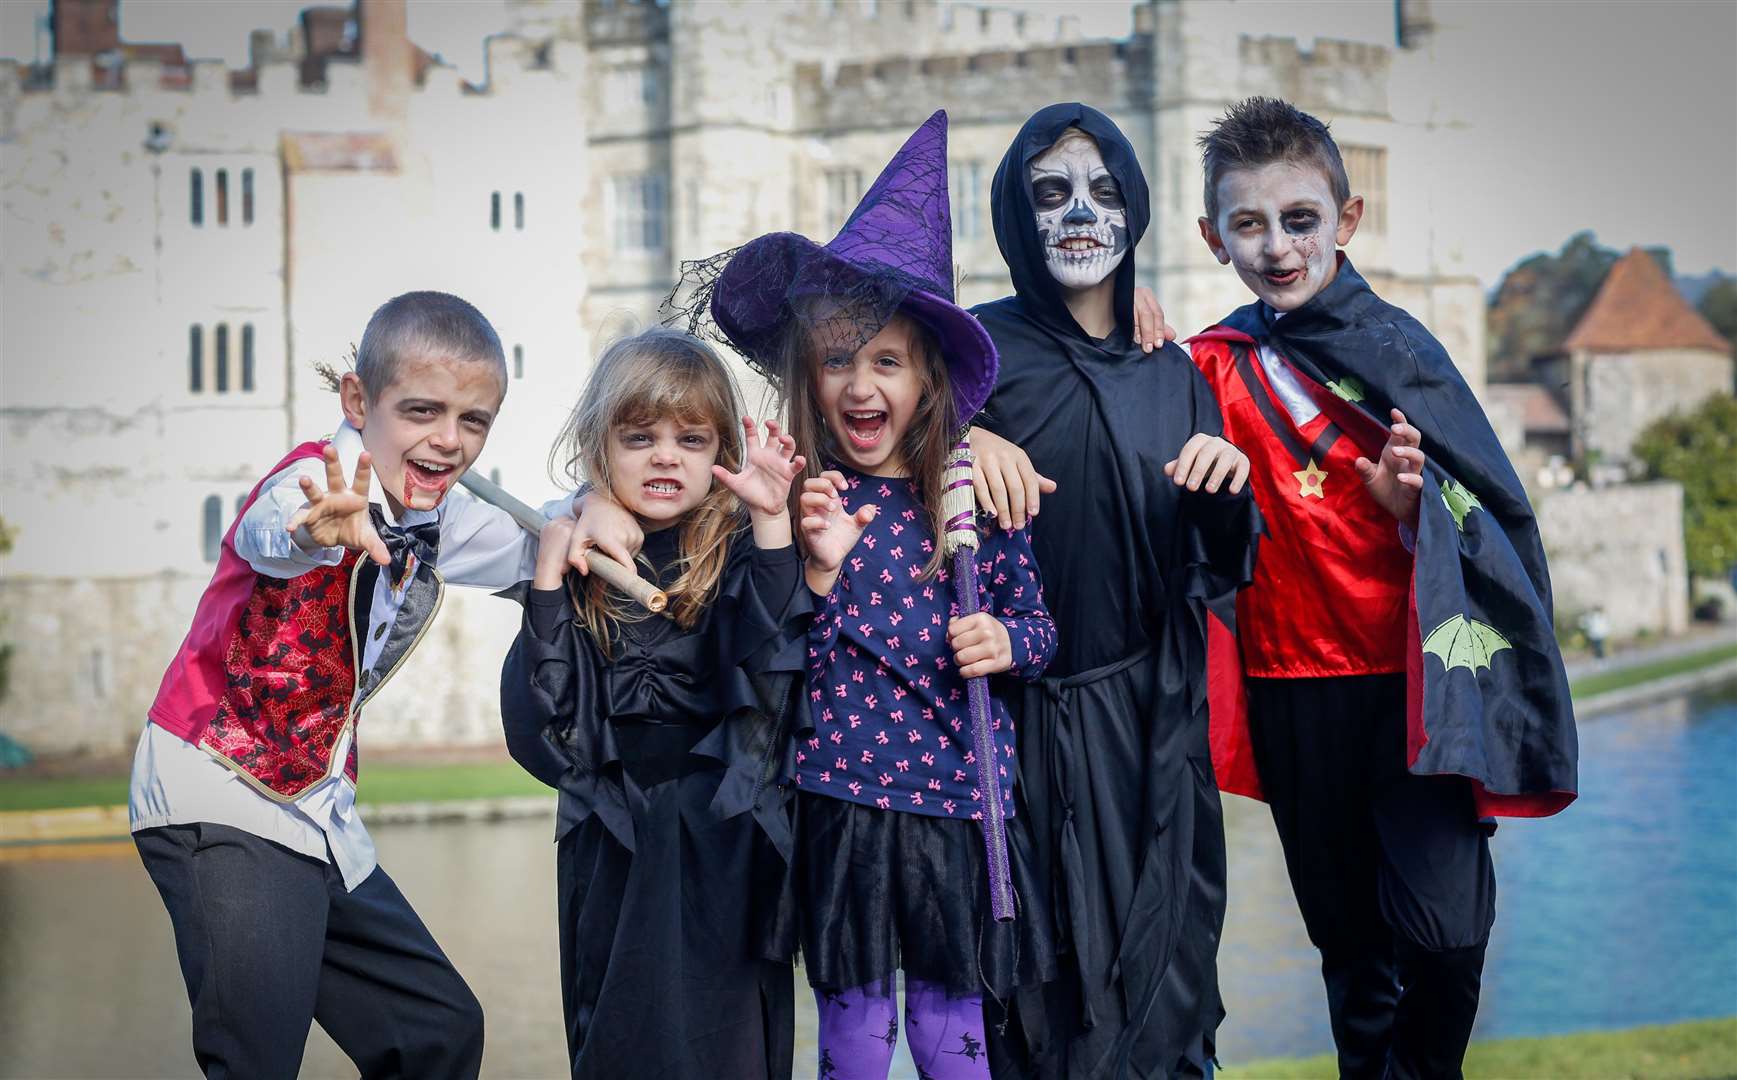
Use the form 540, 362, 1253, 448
814, 978, 990, 1080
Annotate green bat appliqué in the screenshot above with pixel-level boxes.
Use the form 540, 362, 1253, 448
1440, 478, 1483, 531
1326, 376, 1365, 403
1422, 615, 1512, 674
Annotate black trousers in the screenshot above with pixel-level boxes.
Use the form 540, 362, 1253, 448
135, 822, 485, 1080
1246, 674, 1495, 1080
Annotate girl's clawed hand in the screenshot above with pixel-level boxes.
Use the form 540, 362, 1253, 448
799, 471, 877, 575
714, 417, 805, 519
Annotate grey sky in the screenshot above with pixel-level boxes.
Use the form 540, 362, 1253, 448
3, 0, 1732, 282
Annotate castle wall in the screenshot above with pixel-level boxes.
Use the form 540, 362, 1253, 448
1536, 481, 1689, 639
1, 0, 1493, 757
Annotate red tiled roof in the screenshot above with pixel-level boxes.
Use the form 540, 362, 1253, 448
1563, 248, 1732, 354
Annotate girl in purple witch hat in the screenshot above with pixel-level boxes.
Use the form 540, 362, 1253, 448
673, 109, 1059, 1080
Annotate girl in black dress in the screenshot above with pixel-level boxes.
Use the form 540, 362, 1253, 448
499, 328, 811, 1079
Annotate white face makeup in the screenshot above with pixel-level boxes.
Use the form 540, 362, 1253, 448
1030, 131, 1129, 292
1203, 160, 1355, 312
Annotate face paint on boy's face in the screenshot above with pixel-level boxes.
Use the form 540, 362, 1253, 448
347, 355, 504, 517
1030, 133, 1129, 291
1206, 161, 1343, 312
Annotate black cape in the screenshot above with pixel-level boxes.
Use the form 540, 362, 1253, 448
1206, 258, 1577, 817
971, 102, 1261, 1079
498, 527, 809, 1080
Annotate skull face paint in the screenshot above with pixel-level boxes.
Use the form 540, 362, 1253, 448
1031, 130, 1130, 291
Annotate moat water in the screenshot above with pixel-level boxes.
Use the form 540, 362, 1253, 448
3, 683, 1732, 1078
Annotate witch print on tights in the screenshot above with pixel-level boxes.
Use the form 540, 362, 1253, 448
816, 981, 992, 1080
798, 467, 1055, 818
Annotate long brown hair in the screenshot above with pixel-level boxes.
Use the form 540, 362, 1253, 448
778, 309, 955, 580
548, 327, 746, 652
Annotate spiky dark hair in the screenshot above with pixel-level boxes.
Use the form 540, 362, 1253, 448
1197, 97, 1350, 222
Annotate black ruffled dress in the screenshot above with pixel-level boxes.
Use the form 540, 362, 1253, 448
499, 526, 810, 1080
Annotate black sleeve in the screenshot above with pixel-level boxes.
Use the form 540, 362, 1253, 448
499, 582, 581, 790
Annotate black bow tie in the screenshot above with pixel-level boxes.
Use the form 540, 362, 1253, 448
369, 504, 440, 590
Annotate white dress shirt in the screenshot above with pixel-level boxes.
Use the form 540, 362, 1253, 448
130, 421, 555, 890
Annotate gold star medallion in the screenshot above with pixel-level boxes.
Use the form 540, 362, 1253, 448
1293, 458, 1327, 499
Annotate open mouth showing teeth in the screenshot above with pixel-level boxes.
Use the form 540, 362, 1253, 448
407, 459, 455, 484
844, 410, 888, 447
1057, 237, 1104, 251
644, 479, 682, 495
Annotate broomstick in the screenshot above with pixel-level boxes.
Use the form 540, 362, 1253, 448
458, 471, 668, 615
942, 436, 1016, 923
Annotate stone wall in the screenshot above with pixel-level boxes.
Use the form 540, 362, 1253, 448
1574, 350, 1735, 469
1535, 481, 1689, 639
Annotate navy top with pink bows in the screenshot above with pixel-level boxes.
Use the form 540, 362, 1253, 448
798, 465, 1056, 819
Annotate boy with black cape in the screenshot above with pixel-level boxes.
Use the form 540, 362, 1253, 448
967, 102, 1262, 1079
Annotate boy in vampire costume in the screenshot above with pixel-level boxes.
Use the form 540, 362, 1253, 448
966, 103, 1262, 1079
1187, 98, 1578, 1078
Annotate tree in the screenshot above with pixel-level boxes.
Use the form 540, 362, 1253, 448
1633, 394, 1737, 580
1698, 277, 1737, 353
1485, 232, 1673, 382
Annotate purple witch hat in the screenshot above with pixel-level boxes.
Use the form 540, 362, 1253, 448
700, 110, 997, 427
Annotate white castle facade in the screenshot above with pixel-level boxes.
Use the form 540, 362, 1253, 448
0, 0, 1484, 755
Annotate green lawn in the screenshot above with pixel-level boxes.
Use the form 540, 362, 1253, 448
1235, 1017, 1737, 1079
1570, 642, 1737, 700
0, 760, 549, 814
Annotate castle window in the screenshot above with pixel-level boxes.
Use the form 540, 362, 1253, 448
823, 169, 863, 232
641, 66, 660, 107
611, 174, 667, 254
242, 168, 254, 226
215, 169, 229, 227
1341, 145, 1387, 235
202, 495, 223, 562
190, 168, 203, 226
241, 324, 256, 392
513, 344, 524, 379
491, 191, 502, 231
514, 192, 525, 230
952, 160, 985, 241
188, 324, 203, 392
214, 324, 230, 393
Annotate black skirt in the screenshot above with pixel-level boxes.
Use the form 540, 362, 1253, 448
556, 747, 795, 1080
793, 791, 1055, 1003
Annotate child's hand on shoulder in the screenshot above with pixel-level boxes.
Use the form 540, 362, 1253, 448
286, 445, 391, 566
1164, 433, 1250, 495
948, 612, 1012, 678
534, 516, 577, 590
799, 471, 876, 575
1355, 408, 1425, 526
969, 426, 1054, 531
1132, 286, 1178, 353
713, 417, 805, 520
567, 491, 643, 577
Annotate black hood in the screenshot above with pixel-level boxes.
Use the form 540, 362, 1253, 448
989, 102, 1151, 338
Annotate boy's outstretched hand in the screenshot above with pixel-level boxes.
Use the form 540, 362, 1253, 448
799, 471, 877, 595
1133, 287, 1178, 353
1164, 433, 1250, 495
287, 445, 391, 566
713, 417, 805, 519
1355, 408, 1425, 526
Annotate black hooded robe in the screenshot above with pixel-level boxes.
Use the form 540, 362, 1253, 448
971, 103, 1261, 1079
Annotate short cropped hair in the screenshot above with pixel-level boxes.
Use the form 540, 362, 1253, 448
355, 291, 506, 401
1197, 97, 1350, 223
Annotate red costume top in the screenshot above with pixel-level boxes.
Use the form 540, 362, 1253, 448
1191, 337, 1412, 678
